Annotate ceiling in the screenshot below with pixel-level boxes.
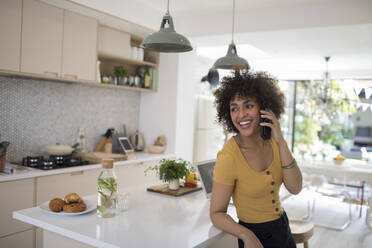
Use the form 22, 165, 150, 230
45, 0, 372, 79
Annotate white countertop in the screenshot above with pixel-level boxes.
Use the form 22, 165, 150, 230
0, 152, 175, 183
13, 184, 237, 248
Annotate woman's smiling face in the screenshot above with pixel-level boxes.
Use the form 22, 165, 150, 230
229, 96, 260, 137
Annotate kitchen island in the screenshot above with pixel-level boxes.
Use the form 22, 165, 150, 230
0, 152, 176, 247
13, 183, 237, 248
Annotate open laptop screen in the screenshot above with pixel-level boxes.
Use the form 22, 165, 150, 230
196, 160, 216, 198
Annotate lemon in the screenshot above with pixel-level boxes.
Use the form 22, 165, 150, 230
185, 172, 198, 184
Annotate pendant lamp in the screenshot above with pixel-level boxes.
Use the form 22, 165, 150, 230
214, 0, 249, 70
140, 0, 193, 53
322, 56, 331, 103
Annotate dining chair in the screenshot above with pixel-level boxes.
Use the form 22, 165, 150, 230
304, 175, 352, 231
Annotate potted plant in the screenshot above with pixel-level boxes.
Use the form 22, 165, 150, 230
145, 158, 193, 190
114, 66, 129, 85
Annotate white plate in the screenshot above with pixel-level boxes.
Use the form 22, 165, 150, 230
39, 199, 96, 216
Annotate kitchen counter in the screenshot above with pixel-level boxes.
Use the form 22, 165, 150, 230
0, 152, 175, 183
13, 183, 237, 248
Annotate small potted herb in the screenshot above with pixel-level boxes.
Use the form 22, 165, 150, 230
145, 158, 193, 190
114, 66, 129, 85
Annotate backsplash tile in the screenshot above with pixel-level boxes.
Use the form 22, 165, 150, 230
0, 75, 140, 162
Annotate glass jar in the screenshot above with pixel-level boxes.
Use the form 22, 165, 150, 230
76, 127, 87, 153
97, 159, 117, 218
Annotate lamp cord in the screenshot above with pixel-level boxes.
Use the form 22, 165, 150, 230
166, 0, 170, 15
232, 0, 235, 43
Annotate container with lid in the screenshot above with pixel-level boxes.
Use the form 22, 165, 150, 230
97, 159, 117, 218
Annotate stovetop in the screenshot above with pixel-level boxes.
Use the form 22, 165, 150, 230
15, 155, 90, 170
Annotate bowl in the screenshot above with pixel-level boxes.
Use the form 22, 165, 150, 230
333, 159, 344, 165
41, 145, 74, 155
147, 145, 165, 154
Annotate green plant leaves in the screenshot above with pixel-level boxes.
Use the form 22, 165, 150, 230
144, 158, 194, 183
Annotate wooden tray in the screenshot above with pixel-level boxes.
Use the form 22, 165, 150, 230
147, 184, 202, 197
82, 152, 128, 163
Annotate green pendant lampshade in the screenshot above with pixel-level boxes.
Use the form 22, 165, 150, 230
213, 0, 249, 70
140, 1, 192, 53
214, 42, 249, 70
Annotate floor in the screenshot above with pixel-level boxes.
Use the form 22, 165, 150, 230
282, 185, 372, 248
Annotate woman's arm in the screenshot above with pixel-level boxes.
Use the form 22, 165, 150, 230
260, 109, 302, 194
210, 182, 263, 248
276, 138, 303, 194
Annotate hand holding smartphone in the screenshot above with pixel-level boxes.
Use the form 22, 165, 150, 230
260, 107, 272, 140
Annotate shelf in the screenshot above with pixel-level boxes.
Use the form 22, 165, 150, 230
0, 70, 156, 93
98, 52, 157, 67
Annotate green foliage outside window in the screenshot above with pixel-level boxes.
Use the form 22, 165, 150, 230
294, 80, 358, 152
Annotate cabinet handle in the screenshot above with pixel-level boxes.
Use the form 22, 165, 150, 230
71, 171, 84, 176
63, 74, 78, 80
44, 71, 58, 77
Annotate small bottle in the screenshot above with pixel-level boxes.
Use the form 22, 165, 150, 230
76, 127, 87, 153
97, 159, 117, 218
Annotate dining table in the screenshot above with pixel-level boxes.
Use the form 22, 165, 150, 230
298, 158, 372, 228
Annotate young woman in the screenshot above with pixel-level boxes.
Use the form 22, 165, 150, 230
210, 71, 302, 248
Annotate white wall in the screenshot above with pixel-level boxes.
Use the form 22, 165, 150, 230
139, 52, 199, 162
139, 54, 178, 155
174, 51, 198, 161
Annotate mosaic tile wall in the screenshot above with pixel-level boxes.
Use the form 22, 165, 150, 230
0, 75, 140, 162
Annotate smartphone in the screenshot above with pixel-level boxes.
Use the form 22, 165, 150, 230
260, 107, 272, 140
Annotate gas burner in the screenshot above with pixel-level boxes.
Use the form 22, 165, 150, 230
23, 156, 43, 168
40, 159, 54, 170
50, 155, 70, 166
21, 155, 90, 170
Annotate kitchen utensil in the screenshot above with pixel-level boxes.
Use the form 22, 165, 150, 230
94, 128, 114, 152
130, 130, 145, 151
41, 144, 74, 156
82, 152, 127, 164
147, 145, 165, 154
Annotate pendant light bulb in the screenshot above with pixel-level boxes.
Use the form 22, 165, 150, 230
140, 0, 193, 53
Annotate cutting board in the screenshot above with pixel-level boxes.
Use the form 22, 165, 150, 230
82, 152, 128, 163
147, 184, 202, 197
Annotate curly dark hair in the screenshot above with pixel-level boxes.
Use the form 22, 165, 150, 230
214, 70, 285, 133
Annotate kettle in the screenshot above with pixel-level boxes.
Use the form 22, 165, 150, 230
130, 130, 145, 151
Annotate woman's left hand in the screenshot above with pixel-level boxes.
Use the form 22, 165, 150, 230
259, 109, 284, 143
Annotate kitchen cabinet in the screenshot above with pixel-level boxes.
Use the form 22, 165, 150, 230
98, 26, 159, 91
0, 178, 34, 238
62, 10, 98, 81
0, 229, 34, 248
21, 0, 63, 76
98, 26, 131, 59
36, 169, 100, 205
0, 0, 22, 72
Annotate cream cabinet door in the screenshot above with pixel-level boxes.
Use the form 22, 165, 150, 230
0, 229, 34, 248
36, 169, 100, 205
21, 0, 63, 76
0, 179, 34, 238
97, 26, 131, 58
62, 11, 98, 81
0, 0, 22, 71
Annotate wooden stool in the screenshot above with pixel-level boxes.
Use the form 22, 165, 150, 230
289, 219, 314, 248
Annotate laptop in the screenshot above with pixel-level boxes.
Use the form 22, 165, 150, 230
196, 159, 234, 205
196, 159, 216, 199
